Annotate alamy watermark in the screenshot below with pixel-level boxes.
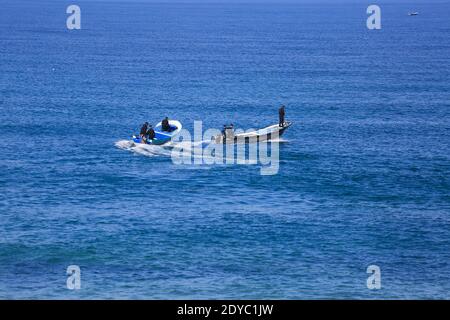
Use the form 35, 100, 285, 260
66, 5, 81, 30
66, 265, 81, 290
367, 5, 381, 30
367, 265, 381, 289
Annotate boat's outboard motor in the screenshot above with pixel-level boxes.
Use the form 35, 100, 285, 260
214, 124, 235, 143
224, 126, 235, 142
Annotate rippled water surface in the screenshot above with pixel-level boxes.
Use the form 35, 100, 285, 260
0, 0, 449, 299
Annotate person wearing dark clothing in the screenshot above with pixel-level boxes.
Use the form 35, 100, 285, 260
140, 122, 148, 136
147, 125, 155, 140
140, 122, 149, 143
279, 105, 286, 127
161, 117, 170, 131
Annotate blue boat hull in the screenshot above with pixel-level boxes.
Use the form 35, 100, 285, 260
133, 122, 182, 145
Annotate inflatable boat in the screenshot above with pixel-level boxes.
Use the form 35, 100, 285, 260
133, 120, 182, 145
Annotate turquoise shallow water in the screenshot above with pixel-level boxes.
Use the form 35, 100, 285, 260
0, 0, 449, 299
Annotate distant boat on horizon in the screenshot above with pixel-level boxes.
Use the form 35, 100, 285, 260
408, 12, 419, 16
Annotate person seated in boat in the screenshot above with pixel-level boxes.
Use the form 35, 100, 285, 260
146, 125, 155, 141
279, 105, 286, 127
139, 122, 149, 143
161, 117, 171, 132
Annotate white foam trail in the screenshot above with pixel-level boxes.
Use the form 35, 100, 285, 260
115, 140, 134, 150
115, 138, 288, 160
115, 140, 172, 157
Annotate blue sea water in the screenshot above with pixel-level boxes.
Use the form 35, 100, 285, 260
0, 0, 449, 299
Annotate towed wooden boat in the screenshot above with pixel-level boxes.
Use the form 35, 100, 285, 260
214, 122, 292, 144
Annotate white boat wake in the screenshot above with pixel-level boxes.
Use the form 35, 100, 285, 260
115, 139, 207, 158
116, 138, 288, 159
116, 136, 287, 174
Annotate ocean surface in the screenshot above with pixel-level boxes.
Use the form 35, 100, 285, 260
1, 0, 449, 299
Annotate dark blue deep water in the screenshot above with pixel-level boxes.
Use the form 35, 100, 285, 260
1, 0, 449, 299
